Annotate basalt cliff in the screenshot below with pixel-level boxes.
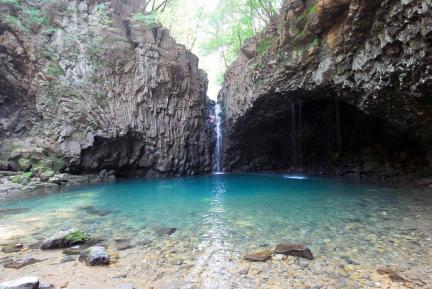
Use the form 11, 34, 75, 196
0, 0, 214, 186
219, 0, 432, 181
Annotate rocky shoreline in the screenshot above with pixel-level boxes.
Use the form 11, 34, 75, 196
0, 170, 115, 201
1, 226, 428, 289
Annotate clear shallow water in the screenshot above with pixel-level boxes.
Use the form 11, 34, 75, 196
1, 173, 432, 273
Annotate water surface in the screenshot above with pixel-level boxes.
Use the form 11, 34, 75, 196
1, 174, 431, 287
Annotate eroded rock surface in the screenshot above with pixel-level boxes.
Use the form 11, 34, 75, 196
0, 0, 214, 180
219, 0, 432, 177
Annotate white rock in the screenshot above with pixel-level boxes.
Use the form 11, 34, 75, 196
0, 276, 39, 289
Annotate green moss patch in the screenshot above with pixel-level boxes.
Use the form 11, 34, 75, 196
65, 230, 90, 243
257, 37, 273, 56
10, 172, 33, 184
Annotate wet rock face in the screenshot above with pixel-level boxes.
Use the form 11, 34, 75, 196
0, 0, 214, 177
219, 0, 432, 175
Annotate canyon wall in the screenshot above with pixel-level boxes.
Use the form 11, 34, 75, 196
219, 0, 432, 179
0, 0, 214, 178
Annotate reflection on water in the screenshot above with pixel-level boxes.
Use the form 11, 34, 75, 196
188, 176, 233, 288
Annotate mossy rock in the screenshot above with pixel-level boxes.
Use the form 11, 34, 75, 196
41, 170, 55, 178
30, 156, 65, 175
10, 172, 33, 184
31, 159, 52, 174
17, 158, 32, 171
65, 230, 90, 243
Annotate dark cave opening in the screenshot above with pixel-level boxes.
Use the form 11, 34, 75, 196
225, 93, 428, 177
70, 133, 152, 178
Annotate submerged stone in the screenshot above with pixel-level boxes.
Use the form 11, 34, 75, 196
155, 227, 177, 236
0, 276, 39, 289
81, 206, 111, 217
115, 240, 132, 251
244, 250, 272, 262
63, 245, 86, 255
377, 267, 406, 282
3, 257, 42, 269
274, 243, 314, 260
2, 243, 24, 253
79, 246, 110, 266
0, 208, 31, 216
136, 239, 152, 246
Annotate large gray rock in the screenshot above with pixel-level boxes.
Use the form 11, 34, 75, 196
79, 246, 110, 266
41, 229, 89, 250
0, 276, 39, 289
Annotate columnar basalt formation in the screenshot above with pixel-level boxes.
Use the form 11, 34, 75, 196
219, 0, 432, 178
0, 0, 214, 178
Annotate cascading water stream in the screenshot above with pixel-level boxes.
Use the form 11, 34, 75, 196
214, 103, 222, 173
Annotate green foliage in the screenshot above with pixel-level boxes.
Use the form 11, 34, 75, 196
46, 62, 63, 77
132, 12, 159, 27
200, 0, 282, 67
0, 14, 23, 30
18, 158, 31, 171
23, 6, 45, 25
0, 0, 20, 7
257, 37, 273, 55
305, 3, 317, 15
41, 170, 55, 178
10, 172, 33, 184
65, 230, 89, 243
0, 0, 56, 33
95, 2, 111, 25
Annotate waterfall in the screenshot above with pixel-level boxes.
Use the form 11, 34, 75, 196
290, 100, 303, 171
334, 98, 342, 153
214, 103, 222, 173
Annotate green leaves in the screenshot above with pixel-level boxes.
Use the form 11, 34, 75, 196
200, 0, 282, 68
95, 2, 111, 25
132, 11, 159, 27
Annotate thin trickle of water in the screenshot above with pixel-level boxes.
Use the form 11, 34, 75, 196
214, 103, 222, 173
291, 102, 297, 166
298, 99, 303, 169
290, 100, 303, 169
334, 98, 342, 153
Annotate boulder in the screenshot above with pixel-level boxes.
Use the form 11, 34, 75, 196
274, 243, 314, 260
0, 276, 39, 289
41, 229, 89, 249
119, 284, 134, 289
79, 246, 110, 266
243, 250, 272, 262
